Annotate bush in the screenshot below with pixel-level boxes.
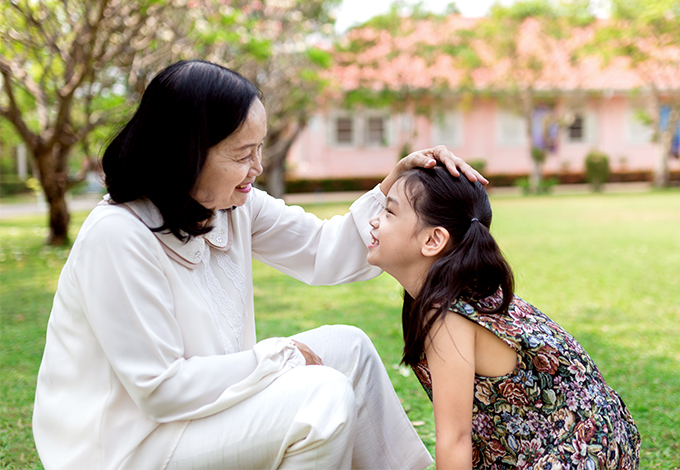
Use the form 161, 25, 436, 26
0, 174, 31, 197
514, 176, 559, 195
531, 146, 547, 164
468, 159, 487, 175
284, 177, 384, 194
585, 150, 610, 192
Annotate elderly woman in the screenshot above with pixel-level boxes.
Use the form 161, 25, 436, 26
33, 60, 484, 470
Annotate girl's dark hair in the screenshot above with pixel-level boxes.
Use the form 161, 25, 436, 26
400, 164, 514, 367
102, 59, 262, 241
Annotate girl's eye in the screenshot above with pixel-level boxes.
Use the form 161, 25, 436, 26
385, 207, 394, 215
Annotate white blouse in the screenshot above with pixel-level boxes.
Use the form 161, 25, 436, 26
33, 186, 385, 470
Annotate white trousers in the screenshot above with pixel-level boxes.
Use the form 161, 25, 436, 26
166, 325, 433, 470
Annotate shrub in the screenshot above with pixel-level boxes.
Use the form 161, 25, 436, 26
585, 150, 610, 192
0, 174, 31, 197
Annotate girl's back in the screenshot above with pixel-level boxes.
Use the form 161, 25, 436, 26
412, 293, 641, 469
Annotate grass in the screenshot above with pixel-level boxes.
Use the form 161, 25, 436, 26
1, 189, 679, 469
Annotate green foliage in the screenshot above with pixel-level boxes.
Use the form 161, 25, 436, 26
514, 175, 559, 194
531, 146, 547, 164
306, 47, 333, 69
399, 142, 413, 160
467, 159, 487, 175
0, 174, 31, 197
490, 0, 557, 20
585, 150, 610, 192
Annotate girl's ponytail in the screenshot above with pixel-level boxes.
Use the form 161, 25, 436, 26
399, 165, 514, 367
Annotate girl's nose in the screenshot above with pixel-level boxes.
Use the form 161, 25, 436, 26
369, 216, 379, 228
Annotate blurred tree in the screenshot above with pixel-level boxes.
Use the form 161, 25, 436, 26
191, 0, 339, 198
331, 3, 481, 162
477, 0, 595, 194
590, 0, 680, 187
0, 0, 191, 244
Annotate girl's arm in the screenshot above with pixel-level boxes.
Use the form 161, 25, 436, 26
425, 311, 477, 469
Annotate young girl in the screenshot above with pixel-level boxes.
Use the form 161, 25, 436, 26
367, 164, 640, 469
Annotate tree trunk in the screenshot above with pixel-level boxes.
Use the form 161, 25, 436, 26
263, 124, 303, 199
526, 114, 543, 194
529, 158, 542, 194
265, 152, 286, 199
654, 109, 678, 188
35, 145, 71, 245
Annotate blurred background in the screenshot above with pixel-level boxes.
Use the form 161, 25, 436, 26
1, 0, 679, 244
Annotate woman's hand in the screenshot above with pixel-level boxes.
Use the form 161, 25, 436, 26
380, 145, 489, 196
292, 340, 324, 366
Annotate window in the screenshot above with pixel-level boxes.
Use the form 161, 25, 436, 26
328, 112, 356, 146
335, 117, 354, 144
431, 111, 463, 147
366, 116, 386, 145
328, 111, 392, 147
565, 110, 597, 144
626, 104, 653, 144
497, 110, 527, 146
568, 115, 584, 141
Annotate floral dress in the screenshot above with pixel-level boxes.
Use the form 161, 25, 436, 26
412, 295, 641, 469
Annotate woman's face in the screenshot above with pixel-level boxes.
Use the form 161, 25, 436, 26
193, 98, 267, 210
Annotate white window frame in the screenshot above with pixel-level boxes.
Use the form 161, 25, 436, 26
566, 110, 598, 144
496, 109, 527, 147
327, 111, 358, 147
327, 110, 393, 147
431, 110, 464, 148
363, 110, 393, 147
626, 103, 654, 145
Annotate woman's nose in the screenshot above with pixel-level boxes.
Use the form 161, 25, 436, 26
250, 153, 263, 177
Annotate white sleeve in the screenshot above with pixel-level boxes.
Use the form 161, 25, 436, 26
72, 212, 305, 423
249, 186, 385, 285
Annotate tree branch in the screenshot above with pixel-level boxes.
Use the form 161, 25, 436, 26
0, 65, 40, 149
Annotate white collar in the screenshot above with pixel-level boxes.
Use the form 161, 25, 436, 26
103, 195, 233, 269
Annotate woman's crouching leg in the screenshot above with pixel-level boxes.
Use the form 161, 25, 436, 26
167, 366, 356, 470
292, 325, 433, 470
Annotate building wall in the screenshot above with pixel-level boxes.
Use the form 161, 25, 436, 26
287, 95, 679, 180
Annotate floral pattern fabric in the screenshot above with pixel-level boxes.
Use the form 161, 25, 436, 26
412, 295, 641, 469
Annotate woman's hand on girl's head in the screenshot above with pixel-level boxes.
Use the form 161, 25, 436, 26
380, 145, 488, 196
427, 145, 488, 185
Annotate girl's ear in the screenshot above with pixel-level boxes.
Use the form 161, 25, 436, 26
421, 226, 450, 258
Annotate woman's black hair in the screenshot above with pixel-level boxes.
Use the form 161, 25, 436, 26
102, 59, 262, 241
399, 164, 515, 367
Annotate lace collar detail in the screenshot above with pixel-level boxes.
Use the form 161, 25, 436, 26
103, 195, 233, 269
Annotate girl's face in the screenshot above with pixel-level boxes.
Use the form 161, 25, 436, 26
367, 179, 427, 279
192, 98, 266, 210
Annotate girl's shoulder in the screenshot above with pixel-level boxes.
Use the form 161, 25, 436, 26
449, 294, 547, 326
449, 295, 586, 360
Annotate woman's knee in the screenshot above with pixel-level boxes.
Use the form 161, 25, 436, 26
314, 325, 378, 357
284, 366, 357, 444
293, 365, 357, 416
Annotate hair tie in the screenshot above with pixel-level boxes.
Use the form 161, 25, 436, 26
470, 218, 479, 223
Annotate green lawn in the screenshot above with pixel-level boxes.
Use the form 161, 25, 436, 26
1, 189, 679, 469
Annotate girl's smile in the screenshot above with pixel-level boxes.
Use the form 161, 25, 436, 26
367, 180, 440, 297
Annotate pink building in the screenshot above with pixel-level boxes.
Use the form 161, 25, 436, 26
287, 16, 680, 181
